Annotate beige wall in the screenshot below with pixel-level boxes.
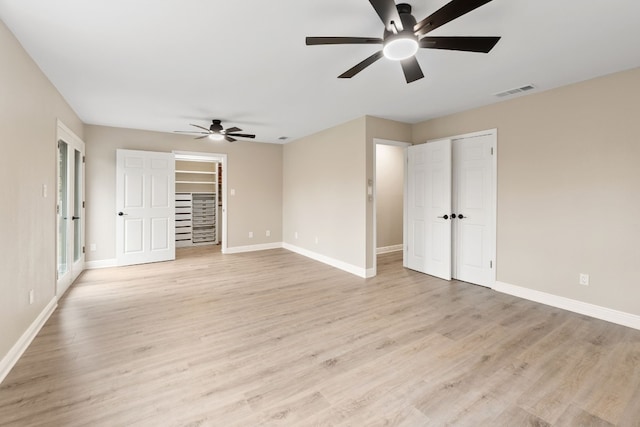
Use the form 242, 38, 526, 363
413, 67, 640, 316
84, 125, 283, 261
282, 116, 410, 273
376, 144, 405, 249
283, 117, 367, 268
0, 20, 84, 363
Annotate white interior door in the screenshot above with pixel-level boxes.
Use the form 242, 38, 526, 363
405, 144, 428, 271
453, 135, 496, 286
405, 140, 452, 279
57, 123, 85, 297
116, 149, 175, 266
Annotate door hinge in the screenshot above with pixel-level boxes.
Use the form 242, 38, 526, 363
490, 260, 493, 268
83, 246, 85, 254
83, 156, 86, 163
56, 204, 60, 214
490, 147, 494, 155
82, 201, 85, 208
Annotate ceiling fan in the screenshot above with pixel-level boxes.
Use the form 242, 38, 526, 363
306, 0, 501, 83
174, 120, 256, 142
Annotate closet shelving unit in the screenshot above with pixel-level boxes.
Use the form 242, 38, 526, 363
175, 160, 218, 247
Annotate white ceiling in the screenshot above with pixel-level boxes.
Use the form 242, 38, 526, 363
1, 0, 639, 144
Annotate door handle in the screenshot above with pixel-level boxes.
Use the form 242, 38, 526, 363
118, 212, 127, 216
451, 214, 457, 219
437, 214, 449, 220
458, 214, 465, 219
72, 216, 80, 220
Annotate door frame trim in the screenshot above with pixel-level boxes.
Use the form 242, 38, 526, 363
55, 119, 85, 298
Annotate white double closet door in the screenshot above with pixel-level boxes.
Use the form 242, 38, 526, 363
404, 131, 496, 287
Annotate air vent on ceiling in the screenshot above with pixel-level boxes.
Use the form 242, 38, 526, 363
278, 136, 289, 141
494, 84, 536, 98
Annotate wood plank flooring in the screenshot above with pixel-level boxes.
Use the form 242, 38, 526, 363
1, 247, 639, 426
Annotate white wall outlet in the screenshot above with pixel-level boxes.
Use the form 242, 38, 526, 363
29, 289, 34, 305
230, 189, 236, 196
579, 273, 589, 286
315, 236, 319, 244
90, 243, 97, 252
266, 230, 271, 237
294, 232, 298, 240
248, 231, 253, 238
42, 184, 47, 198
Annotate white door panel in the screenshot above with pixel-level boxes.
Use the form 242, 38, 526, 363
405, 140, 452, 280
453, 135, 495, 286
424, 139, 452, 280
116, 149, 175, 266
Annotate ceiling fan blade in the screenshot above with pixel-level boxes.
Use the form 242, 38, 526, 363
225, 136, 237, 143
400, 57, 424, 83
369, 0, 403, 31
225, 126, 242, 133
174, 131, 209, 134
190, 123, 211, 131
226, 133, 255, 139
338, 51, 384, 79
419, 36, 500, 53
195, 135, 209, 140
414, 0, 495, 37
306, 36, 383, 45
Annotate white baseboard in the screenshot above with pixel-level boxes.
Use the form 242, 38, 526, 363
283, 243, 368, 278
223, 242, 283, 254
0, 297, 57, 384
84, 259, 117, 270
493, 281, 640, 331
377, 245, 403, 254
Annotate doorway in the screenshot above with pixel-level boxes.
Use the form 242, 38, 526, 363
173, 151, 228, 253
56, 121, 85, 297
404, 129, 497, 287
373, 139, 411, 274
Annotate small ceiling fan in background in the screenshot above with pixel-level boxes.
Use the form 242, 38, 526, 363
306, 0, 501, 83
174, 120, 256, 142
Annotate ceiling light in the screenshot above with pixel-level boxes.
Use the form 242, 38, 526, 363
383, 34, 419, 61
208, 133, 225, 141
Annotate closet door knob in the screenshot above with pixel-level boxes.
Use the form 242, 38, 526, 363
437, 214, 449, 220
72, 216, 80, 220
458, 214, 465, 219
451, 214, 457, 219
117, 212, 127, 216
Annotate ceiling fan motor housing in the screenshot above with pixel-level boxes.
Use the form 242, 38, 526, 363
383, 4, 419, 60
210, 120, 223, 133
384, 3, 417, 37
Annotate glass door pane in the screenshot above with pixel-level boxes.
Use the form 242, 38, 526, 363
57, 141, 68, 277
73, 149, 82, 262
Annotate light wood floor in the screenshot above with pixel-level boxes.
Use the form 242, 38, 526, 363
1, 247, 639, 426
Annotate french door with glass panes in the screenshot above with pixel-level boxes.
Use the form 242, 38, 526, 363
57, 123, 85, 297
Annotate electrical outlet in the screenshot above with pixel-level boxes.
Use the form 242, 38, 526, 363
90, 243, 97, 252
248, 231, 253, 238
29, 289, 34, 305
579, 273, 589, 286
315, 236, 319, 244
294, 232, 298, 240
266, 230, 271, 237
230, 189, 236, 196
42, 184, 47, 198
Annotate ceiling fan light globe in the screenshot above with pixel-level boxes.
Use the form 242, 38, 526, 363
208, 133, 225, 141
383, 36, 419, 61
